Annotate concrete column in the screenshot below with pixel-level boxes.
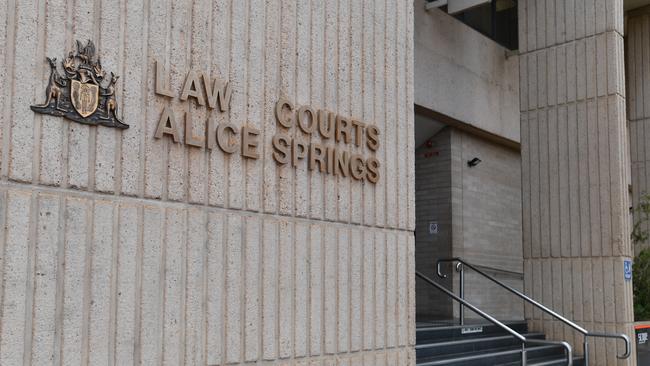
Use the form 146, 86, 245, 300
518, 1, 635, 364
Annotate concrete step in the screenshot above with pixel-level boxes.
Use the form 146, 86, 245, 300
416, 344, 568, 366
498, 356, 585, 366
416, 321, 529, 344
416, 332, 545, 359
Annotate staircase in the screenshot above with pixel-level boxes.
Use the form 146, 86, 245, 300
414, 258, 632, 366
415, 321, 585, 366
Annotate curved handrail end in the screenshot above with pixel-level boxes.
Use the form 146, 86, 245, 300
436, 257, 462, 278
586, 332, 631, 359
560, 341, 573, 366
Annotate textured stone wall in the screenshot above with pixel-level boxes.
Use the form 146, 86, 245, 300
414, 127, 523, 322
628, 7, 650, 255
450, 129, 523, 321
415, 128, 454, 321
518, 0, 635, 364
0, 1, 415, 365
414, 1, 521, 143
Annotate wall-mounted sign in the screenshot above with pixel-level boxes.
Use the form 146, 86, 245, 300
461, 326, 483, 334
152, 59, 381, 183
625, 259, 633, 281
429, 221, 439, 235
31, 40, 128, 129
637, 325, 650, 363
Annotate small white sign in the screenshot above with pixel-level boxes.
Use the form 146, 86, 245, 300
428, 222, 439, 235
461, 326, 483, 335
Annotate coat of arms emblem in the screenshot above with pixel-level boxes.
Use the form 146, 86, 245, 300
31, 40, 128, 129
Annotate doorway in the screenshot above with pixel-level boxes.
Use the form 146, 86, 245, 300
413, 109, 525, 325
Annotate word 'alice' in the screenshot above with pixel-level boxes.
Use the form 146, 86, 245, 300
272, 98, 381, 183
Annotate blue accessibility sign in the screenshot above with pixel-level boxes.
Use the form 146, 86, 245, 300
624, 260, 633, 281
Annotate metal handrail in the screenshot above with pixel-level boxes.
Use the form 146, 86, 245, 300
436, 257, 631, 363
416, 271, 573, 366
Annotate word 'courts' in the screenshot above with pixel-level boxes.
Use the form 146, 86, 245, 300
272, 98, 381, 183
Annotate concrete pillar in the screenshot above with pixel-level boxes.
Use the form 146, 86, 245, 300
518, 1, 635, 364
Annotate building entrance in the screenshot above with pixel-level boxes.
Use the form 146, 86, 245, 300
413, 109, 525, 324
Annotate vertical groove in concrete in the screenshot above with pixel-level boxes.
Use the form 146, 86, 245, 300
519, 1, 635, 364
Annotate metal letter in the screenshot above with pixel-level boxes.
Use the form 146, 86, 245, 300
351, 119, 366, 147
336, 115, 352, 144
241, 126, 260, 159
350, 154, 366, 180
154, 104, 181, 143
366, 125, 380, 151
216, 122, 238, 154
202, 72, 232, 111
318, 110, 335, 139
155, 58, 174, 97
309, 143, 327, 172
366, 157, 380, 183
184, 109, 205, 147
334, 148, 350, 177
180, 69, 206, 106
292, 139, 308, 166
275, 98, 294, 128
297, 106, 317, 134
272, 134, 291, 164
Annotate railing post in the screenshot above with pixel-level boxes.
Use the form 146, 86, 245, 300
521, 343, 527, 366
583, 337, 589, 366
457, 262, 465, 326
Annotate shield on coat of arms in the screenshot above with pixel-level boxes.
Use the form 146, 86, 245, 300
70, 79, 99, 118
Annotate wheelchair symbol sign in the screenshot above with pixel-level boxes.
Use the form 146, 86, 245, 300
624, 260, 632, 281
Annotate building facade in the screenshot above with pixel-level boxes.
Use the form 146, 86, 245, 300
0, 0, 415, 365
1, 0, 650, 365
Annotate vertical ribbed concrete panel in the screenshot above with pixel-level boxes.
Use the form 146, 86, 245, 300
0, 0, 415, 364
628, 9, 650, 255
519, 1, 634, 364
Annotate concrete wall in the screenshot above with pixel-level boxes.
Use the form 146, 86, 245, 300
0, 1, 416, 365
518, 0, 635, 364
414, 126, 523, 322
413, 0, 520, 143
627, 8, 650, 255
415, 128, 454, 321
450, 129, 523, 321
